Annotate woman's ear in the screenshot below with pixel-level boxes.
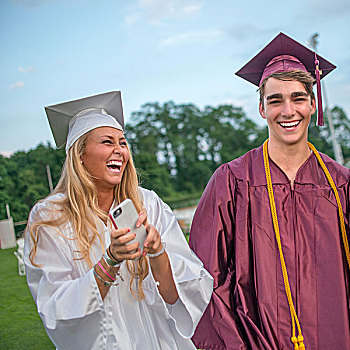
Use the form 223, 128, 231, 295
259, 101, 266, 119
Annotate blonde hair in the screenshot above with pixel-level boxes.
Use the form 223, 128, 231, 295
28, 131, 149, 300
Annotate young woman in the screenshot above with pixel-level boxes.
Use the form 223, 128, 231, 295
25, 91, 213, 350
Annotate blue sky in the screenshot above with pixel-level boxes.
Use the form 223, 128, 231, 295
1, 0, 350, 155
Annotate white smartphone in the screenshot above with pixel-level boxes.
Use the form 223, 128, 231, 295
109, 199, 147, 252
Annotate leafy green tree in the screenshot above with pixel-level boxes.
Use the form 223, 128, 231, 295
0, 101, 348, 237
0, 156, 14, 219
308, 106, 350, 164
127, 102, 270, 195
0, 143, 65, 235
327, 106, 350, 161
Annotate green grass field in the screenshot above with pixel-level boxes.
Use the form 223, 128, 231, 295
0, 242, 202, 350
0, 248, 54, 349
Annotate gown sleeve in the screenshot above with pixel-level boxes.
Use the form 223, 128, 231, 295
24, 201, 105, 350
189, 164, 247, 350
140, 189, 214, 339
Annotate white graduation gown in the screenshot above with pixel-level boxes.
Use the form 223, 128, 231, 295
24, 188, 213, 350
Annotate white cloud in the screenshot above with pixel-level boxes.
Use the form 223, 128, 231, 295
292, 0, 350, 22
226, 23, 277, 41
217, 95, 262, 123
124, 13, 142, 25
11, 0, 57, 7
183, 5, 201, 13
308, 0, 350, 15
126, 0, 203, 26
0, 151, 14, 158
19, 66, 35, 73
140, 0, 202, 17
9, 81, 25, 90
161, 29, 223, 46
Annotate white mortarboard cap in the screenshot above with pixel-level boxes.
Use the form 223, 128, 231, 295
45, 91, 124, 153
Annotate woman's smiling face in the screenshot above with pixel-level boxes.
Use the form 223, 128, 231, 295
81, 127, 129, 192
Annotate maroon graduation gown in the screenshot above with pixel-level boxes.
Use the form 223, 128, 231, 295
189, 145, 350, 350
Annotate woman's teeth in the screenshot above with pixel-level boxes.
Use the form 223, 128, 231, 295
107, 160, 122, 172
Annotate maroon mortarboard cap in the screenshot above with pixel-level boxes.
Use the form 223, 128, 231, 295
235, 32, 336, 126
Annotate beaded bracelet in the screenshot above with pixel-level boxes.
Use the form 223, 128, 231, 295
108, 247, 123, 266
93, 266, 119, 287
97, 261, 117, 281
99, 257, 124, 282
103, 250, 122, 267
147, 242, 166, 258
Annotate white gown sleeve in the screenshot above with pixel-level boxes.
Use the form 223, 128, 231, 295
24, 201, 105, 350
140, 189, 213, 338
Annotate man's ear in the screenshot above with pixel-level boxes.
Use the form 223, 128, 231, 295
259, 101, 266, 119
311, 97, 317, 115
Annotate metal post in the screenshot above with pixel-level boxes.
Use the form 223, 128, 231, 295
322, 84, 344, 165
6, 203, 10, 219
307, 33, 344, 165
46, 164, 53, 192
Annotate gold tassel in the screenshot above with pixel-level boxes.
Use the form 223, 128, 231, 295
298, 335, 305, 350
291, 336, 299, 350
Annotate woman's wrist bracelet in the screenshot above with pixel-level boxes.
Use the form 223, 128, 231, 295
97, 261, 116, 281
93, 266, 119, 287
147, 242, 166, 258
108, 247, 123, 266
103, 250, 122, 267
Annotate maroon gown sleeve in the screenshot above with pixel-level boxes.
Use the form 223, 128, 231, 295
189, 164, 247, 350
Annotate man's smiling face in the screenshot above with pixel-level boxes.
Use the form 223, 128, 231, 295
259, 77, 316, 148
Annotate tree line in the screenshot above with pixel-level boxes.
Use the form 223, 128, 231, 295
0, 102, 349, 235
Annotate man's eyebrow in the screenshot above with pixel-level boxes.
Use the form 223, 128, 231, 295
266, 93, 282, 100
266, 91, 309, 100
291, 91, 309, 98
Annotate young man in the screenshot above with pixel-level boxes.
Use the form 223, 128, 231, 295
189, 33, 350, 350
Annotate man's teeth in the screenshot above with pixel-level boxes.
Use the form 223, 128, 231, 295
279, 121, 300, 128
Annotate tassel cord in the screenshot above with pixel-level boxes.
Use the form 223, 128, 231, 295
263, 140, 349, 349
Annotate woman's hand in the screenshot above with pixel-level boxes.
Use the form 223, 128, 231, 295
108, 210, 164, 262
109, 227, 143, 262
137, 212, 178, 304
136, 211, 163, 257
